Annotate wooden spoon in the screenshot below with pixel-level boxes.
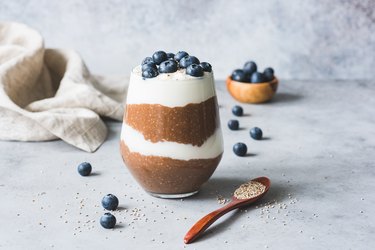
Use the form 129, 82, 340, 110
184, 176, 271, 244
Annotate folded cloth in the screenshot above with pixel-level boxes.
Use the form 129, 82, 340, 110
0, 22, 128, 152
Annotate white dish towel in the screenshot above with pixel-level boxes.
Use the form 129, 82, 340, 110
0, 22, 128, 152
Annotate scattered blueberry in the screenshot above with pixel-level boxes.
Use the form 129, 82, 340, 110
179, 56, 200, 68
200, 62, 212, 72
141, 57, 154, 65
232, 105, 243, 116
141, 62, 157, 72
142, 67, 159, 78
100, 213, 116, 229
243, 61, 257, 75
101, 194, 119, 210
166, 52, 175, 59
264, 67, 274, 81
228, 120, 239, 130
250, 127, 263, 140
77, 162, 92, 176
233, 143, 247, 157
186, 64, 204, 77
159, 60, 178, 73
231, 69, 246, 82
251, 72, 266, 83
174, 51, 189, 62
152, 51, 168, 65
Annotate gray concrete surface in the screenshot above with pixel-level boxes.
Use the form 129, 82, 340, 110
1, 80, 374, 249
1, 0, 375, 80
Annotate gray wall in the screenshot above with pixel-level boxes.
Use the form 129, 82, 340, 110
1, 0, 374, 80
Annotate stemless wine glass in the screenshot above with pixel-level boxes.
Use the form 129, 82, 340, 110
120, 67, 223, 198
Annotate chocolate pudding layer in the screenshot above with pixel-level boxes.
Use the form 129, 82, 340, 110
120, 141, 222, 194
125, 96, 219, 147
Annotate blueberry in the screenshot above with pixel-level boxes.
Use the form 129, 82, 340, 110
228, 120, 239, 130
231, 69, 246, 82
166, 52, 175, 59
233, 143, 247, 157
159, 60, 178, 73
141, 62, 157, 72
179, 56, 200, 68
243, 61, 257, 75
101, 194, 119, 211
77, 162, 92, 176
141, 57, 154, 65
263, 67, 274, 81
251, 72, 266, 83
232, 105, 243, 116
174, 51, 189, 62
250, 127, 263, 140
200, 62, 212, 72
244, 73, 252, 83
186, 64, 204, 77
142, 67, 159, 78
152, 51, 168, 65
100, 213, 116, 229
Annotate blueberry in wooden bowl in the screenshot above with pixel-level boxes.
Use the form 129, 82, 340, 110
226, 62, 278, 104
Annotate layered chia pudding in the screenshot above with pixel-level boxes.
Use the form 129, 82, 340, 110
120, 51, 223, 198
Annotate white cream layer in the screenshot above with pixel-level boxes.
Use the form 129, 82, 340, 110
121, 123, 223, 161
126, 66, 216, 107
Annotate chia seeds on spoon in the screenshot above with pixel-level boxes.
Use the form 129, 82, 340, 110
234, 180, 266, 199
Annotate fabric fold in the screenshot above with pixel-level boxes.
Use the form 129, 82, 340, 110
0, 22, 128, 152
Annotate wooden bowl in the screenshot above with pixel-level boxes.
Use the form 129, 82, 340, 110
226, 76, 279, 104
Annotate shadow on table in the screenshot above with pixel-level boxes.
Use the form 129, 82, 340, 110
194, 177, 247, 200
103, 119, 122, 141
89, 172, 101, 177
267, 92, 303, 104
114, 224, 126, 229
116, 206, 127, 210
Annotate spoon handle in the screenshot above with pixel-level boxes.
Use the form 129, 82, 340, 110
184, 200, 242, 244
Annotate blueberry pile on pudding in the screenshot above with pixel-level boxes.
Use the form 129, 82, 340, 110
231, 60, 275, 83
140, 50, 212, 78
121, 52, 223, 198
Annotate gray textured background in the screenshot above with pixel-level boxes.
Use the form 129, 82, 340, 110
1, 0, 374, 79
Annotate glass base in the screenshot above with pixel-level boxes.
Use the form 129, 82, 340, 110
147, 190, 199, 199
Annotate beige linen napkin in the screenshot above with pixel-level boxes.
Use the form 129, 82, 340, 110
0, 22, 128, 152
